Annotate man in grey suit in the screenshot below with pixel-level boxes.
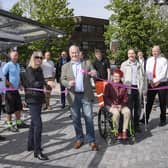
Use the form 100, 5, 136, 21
61, 45, 98, 151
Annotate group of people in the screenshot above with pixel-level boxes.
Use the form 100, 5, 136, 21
0, 44, 167, 161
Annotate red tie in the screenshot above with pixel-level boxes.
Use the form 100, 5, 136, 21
153, 58, 157, 78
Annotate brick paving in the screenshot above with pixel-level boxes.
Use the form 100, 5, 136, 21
0, 91, 168, 167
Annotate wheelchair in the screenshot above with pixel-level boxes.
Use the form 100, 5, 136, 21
98, 106, 135, 145
95, 81, 135, 145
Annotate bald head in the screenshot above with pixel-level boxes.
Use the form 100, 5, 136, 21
69, 45, 80, 62
152, 45, 160, 57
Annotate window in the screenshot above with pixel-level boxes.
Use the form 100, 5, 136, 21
74, 24, 82, 32
88, 25, 96, 32
82, 25, 88, 32
89, 42, 96, 49
82, 41, 89, 49
96, 26, 104, 33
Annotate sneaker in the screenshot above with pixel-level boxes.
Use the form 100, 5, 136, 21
17, 122, 29, 129
8, 126, 19, 132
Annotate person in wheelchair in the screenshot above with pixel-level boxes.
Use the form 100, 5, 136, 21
104, 69, 131, 140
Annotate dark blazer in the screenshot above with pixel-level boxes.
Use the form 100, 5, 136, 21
104, 83, 128, 107
56, 57, 70, 83
24, 67, 46, 104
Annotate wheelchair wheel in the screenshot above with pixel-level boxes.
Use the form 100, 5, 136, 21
127, 119, 136, 144
98, 107, 108, 138
98, 107, 113, 141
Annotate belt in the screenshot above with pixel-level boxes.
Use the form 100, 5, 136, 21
131, 85, 138, 87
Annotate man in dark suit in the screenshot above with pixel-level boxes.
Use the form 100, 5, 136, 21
56, 51, 70, 108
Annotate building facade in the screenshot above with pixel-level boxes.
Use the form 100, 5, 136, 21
69, 16, 109, 53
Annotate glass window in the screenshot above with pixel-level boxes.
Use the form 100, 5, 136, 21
88, 25, 96, 32
74, 24, 81, 32
82, 41, 89, 49
82, 25, 88, 32
89, 41, 96, 49
96, 26, 104, 33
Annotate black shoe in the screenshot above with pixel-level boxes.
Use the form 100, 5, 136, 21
61, 105, 65, 109
34, 152, 49, 160
17, 123, 29, 129
8, 126, 19, 132
0, 135, 6, 141
159, 121, 166, 127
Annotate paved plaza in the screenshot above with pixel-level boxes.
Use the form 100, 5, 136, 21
0, 96, 168, 168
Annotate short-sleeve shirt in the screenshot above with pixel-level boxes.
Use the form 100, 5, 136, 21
93, 58, 110, 80
41, 59, 55, 78
0, 62, 6, 93
2, 61, 20, 89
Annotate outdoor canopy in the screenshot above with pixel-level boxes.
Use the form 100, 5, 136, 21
0, 9, 65, 52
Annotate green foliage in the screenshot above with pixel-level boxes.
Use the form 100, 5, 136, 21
10, 2, 23, 16
10, 0, 74, 62
105, 0, 168, 61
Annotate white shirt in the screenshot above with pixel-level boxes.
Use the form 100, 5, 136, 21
41, 59, 55, 78
146, 56, 168, 83
71, 61, 84, 92
0, 62, 6, 93
139, 58, 145, 74
130, 61, 138, 85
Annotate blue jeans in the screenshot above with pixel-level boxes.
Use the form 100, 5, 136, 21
28, 104, 42, 154
70, 93, 95, 143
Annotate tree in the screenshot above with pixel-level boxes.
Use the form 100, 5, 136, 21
10, 0, 74, 62
105, 0, 168, 63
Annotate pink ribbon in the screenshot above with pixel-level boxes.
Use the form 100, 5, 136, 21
0, 87, 18, 91
80, 69, 168, 91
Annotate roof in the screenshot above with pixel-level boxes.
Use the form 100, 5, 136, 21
74, 16, 108, 21
0, 9, 65, 51
73, 16, 109, 25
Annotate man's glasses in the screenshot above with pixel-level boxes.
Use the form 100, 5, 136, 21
35, 56, 43, 60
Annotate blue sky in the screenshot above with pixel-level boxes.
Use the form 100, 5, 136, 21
0, 0, 110, 19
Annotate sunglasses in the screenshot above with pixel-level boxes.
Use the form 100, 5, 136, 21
35, 56, 43, 60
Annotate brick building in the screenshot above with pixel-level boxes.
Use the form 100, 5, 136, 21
69, 16, 109, 53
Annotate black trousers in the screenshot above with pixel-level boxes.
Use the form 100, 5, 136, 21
28, 104, 42, 154
60, 84, 66, 106
146, 82, 167, 122
128, 89, 140, 128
